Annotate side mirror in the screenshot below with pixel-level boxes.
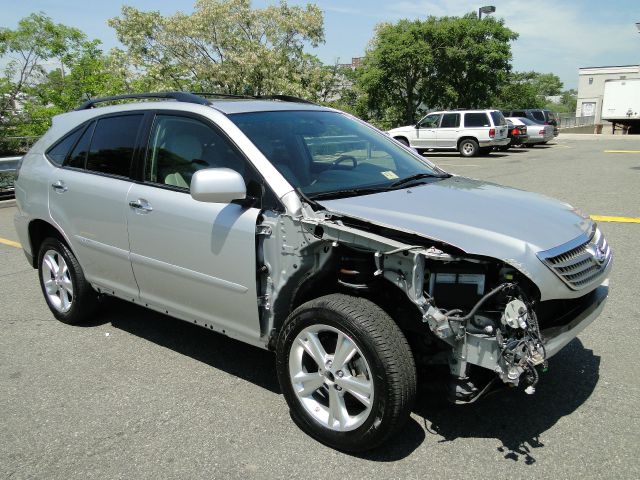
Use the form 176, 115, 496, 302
414, 123, 421, 129
190, 168, 246, 203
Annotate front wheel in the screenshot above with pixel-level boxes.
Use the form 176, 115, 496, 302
459, 139, 479, 157
276, 294, 416, 452
38, 237, 97, 324
394, 137, 410, 147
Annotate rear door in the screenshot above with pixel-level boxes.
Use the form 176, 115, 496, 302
125, 113, 263, 345
48, 113, 144, 299
436, 113, 461, 147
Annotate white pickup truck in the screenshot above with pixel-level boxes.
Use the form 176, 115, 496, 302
388, 109, 509, 157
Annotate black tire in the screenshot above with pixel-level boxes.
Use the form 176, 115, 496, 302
394, 137, 410, 147
459, 138, 479, 157
37, 237, 97, 324
276, 294, 416, 452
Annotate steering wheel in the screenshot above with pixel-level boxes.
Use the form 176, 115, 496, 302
191, 159, 209, 167
330, 155, 358, 169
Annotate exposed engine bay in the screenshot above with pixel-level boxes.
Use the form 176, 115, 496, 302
255, 203, 592, 404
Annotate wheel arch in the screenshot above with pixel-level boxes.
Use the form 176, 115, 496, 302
28, 219, 72, 268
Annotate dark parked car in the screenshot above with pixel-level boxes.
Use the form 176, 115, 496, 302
497, 120, 529, 150
502, 109, 559, 136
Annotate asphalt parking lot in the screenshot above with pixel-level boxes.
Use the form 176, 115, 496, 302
1, 134, 639, 479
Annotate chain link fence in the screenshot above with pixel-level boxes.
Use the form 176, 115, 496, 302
556, 114, 595, 129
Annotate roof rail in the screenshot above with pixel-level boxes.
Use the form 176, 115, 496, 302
257, 94, 315, 104
195, 92, 315, 104
75, 92, 212, 110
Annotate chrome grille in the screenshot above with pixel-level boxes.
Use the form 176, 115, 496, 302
538, 228, 612, 290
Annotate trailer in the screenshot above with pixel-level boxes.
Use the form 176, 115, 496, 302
601, 78, 640, 133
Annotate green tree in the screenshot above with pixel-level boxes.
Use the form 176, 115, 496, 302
357, 14, 517, 128
0, 13, 89, 133
493, 71, 564, 110
108, 0, 325, 97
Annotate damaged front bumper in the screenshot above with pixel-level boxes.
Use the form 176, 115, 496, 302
542, 281, 608, 358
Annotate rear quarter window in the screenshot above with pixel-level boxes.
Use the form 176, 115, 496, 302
464, 113, 490, 128
46, 127, 84, 166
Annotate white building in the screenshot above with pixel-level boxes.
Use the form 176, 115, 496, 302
577, 65, 640, 123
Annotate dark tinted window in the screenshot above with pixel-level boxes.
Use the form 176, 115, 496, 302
65, 122, 95, 169
531, 110, 545, 122
440, 113, 460, 128
464, 113, 490, 127
47, 127, 83, 166
86, 115, 143, 177
146, 115, 249, 190
490, 111, 507, 126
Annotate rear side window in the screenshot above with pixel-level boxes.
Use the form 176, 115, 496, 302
490, 111, 506, 126
531, 111, 545, 122
464, 113, 490, 127
46, 127, 83, 166
85, 115, 143, 177
440, 113, 460, 128
65, 122, 95, 169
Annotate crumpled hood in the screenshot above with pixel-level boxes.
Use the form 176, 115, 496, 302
320, 176, 593, 259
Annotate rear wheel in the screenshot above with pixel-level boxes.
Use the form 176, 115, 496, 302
276, 294, 416, 452
459, 138, 479, 157
38, 238, 97, 324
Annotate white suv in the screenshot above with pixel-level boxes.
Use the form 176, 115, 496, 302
388, 109, 509, 157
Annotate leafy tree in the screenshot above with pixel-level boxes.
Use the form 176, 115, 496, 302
493, 71, 564, 110
357, 14, 517, 128
108, 0, 325, 97
0, 14, 87, 120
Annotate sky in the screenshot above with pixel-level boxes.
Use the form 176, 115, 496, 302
1, 0, 639, 89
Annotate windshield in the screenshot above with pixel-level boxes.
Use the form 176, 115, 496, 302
229, 110, 446, 198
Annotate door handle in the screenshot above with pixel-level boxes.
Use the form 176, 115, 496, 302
51, 181, 68, 193
129, 199, 153, 213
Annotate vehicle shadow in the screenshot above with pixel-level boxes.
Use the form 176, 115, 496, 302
92, 298, 281, 394
82, 300, 599, 464
409, 339, 600, 465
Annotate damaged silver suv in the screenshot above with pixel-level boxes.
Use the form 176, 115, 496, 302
14, 92, 612, 452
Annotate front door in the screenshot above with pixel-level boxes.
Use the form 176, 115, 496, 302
125, 113, 262, 346
412, 113, 440, 148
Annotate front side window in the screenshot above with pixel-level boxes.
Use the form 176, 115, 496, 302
230, 110, 447, 198
464, 113, 490, 127
440, 113, 460, 128
85, 115, 143, 177
145, 115, 248, 190
418, 114, 441, 128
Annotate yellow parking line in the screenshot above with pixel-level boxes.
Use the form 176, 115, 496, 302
604, 150, 640, 153
0, 237, 22, 248
591, 215, 640, 224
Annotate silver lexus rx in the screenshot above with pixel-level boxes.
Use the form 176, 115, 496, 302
13, 92, 612, 451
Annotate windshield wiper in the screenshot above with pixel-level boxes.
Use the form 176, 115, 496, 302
390, 172, 450, 189
307, 186, 388, 201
